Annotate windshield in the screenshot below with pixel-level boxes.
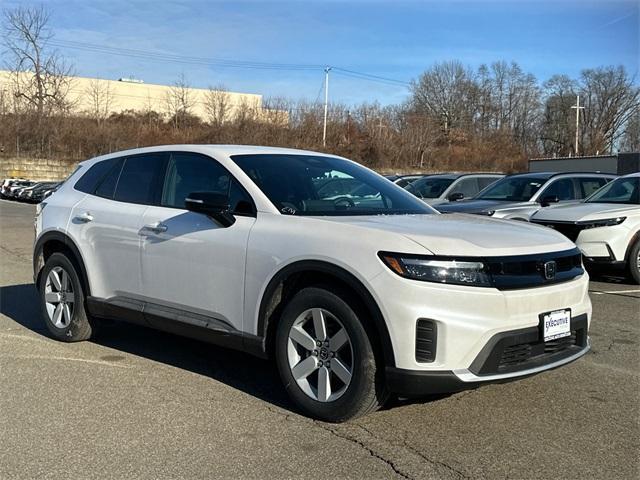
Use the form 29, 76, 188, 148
231, 154, 435, 216
478, 176, 547, 202
586, 177, 639, 204
405, 177, 455, 199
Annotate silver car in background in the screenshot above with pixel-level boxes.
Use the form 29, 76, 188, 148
437, 172, 616, 220
405, 173, 504, 206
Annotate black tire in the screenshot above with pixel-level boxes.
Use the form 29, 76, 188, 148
628, 240, 640, 285
275, 287, 387, 422
38, 252, 96, 341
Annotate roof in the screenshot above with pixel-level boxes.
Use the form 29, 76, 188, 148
83, 144, 346, 165
507, 171, 616, 179
425, 172, 504, 180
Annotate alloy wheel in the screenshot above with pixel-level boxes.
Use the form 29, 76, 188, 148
44, 266, 75, 329
286, 308, 354, 402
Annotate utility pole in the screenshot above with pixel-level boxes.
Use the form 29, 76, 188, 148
571, 95, 585, 156
322, 66, 331, 147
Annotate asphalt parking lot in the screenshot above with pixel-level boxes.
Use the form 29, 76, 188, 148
0, 199, 638, 480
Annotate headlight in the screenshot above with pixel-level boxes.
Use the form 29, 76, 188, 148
379, 252, 492, 287
577, 217, 626, 229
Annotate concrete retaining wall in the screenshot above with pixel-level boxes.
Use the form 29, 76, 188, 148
0, 157, 78, 181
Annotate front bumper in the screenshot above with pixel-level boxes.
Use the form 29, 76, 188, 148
387, 323, 590, 397
370, 268, 591, 372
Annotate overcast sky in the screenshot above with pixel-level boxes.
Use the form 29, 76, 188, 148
3, 0, 638, 105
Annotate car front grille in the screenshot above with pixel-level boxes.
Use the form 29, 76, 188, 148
485, 248, 584, 290
469, 314, 588, 376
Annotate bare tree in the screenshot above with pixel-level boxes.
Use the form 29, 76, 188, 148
540, 75, 578, 156
2, 6, 73, 121
410, 60, 477, 136
620, 108, 640, 152
579, 66, 640, 154
165, 73, 194, 129
85, 78, 116, 125
204, 84, 230, 126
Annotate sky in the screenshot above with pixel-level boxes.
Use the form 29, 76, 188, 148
2, 0, 638, 105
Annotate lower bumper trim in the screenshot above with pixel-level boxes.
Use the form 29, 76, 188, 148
386, 340, 590, 397
454, 340, 590, 382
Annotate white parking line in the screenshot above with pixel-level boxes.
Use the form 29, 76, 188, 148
0, 353, 131, 368
590, 289, 640, 295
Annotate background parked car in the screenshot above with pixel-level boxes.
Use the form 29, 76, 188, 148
384, 174, 426, 188
405, 173, 504, 206
1, 178, 29, 198
531, 173, 640, 283
31, 182, 62, 203
6, 180, 36, 199
437, 172, 616, 220
18, 182, 60, 202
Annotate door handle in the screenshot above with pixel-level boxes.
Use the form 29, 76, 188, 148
75, 212, 93, 223
142, 222, 168, 234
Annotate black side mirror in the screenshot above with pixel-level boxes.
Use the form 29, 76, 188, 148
185, 191, 236, 227
447, 192, 464, 202
540, 195, 559, 207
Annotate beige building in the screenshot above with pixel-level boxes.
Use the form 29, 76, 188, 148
0, 70, 285, 123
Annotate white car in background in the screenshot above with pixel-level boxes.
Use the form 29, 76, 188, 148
532, 173, 640, 283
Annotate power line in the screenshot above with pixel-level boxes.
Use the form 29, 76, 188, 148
332, 67, 411, 87
49, 40, 322, 71
48, 39, 412, 89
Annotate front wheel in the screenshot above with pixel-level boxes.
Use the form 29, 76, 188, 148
628, 240, 640, 284
275, 287, 387, 422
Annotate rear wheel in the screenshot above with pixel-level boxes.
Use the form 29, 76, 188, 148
628, 240, 640, 284
275, 287, 387, 422
39, 252, 96, 341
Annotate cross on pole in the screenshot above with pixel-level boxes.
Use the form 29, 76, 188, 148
571, 95, 585, 156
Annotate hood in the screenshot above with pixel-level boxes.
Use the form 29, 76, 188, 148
532, 202, 640, 222
318, 213, 574, 257
436, 199, 531, 214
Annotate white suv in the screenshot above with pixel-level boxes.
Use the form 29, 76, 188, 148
34, 145, 591, 422
532, 173, 640, 283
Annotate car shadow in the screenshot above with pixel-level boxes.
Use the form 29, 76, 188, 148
0, 282, 449, 417
0, 282, 294, 413
588, 272, 634, 285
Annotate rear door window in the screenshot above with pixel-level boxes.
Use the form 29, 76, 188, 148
477, 176, 501, 190
578, 177, 610, 198
540, 178, 576, 201
450, 178, 479, 198
113, 153, 167, 205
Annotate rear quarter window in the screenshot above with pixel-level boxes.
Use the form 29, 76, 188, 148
74, 158, 120, 194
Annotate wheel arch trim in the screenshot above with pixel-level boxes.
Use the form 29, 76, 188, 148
255, 259, 396, 367
34, 230, 92, 296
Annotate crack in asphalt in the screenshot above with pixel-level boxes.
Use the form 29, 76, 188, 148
261, 404, 413, 478
356, 421, 470, 480
316, 422, 414, 479
0, 244, 31, 262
